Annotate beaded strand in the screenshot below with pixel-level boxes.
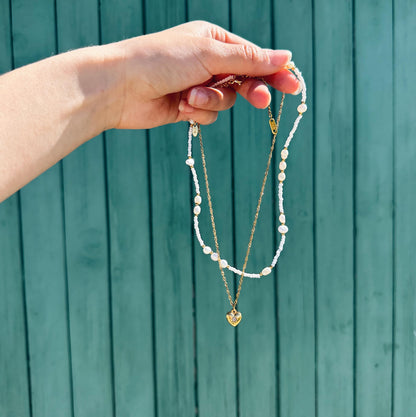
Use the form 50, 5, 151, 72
185, 61, 307, 278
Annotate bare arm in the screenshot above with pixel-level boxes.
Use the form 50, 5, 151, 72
0, 21, 299, 201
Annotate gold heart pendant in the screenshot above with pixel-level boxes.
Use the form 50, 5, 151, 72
226, 309, 242, 327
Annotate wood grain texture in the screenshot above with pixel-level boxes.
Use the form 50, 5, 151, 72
100, 2, 156, 416
393, 0, 416, 415
57, 1, 113, 417
313, 0, 355, 416
145, 2, 195, 417
2, 1, 416, 416
0, 4, 31, 416
56, 1, 114, 416
355, 0, 394, 415
187, 3, 238, 417
231, 2, 278, 416
10, 1, 73, 416
273, 1, 316, 416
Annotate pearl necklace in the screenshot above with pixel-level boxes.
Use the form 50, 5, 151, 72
185, 62, 307, 325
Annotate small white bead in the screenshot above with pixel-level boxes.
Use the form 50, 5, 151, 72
281, 149, 289, 160
186, 158, 194, 166
278, 172, 286, 182
297, 103, 307, 113
194, 206, 201, 215
194, 195, 202, 205
279, 161, 287, 170
262, 267, 272, 276
220, 259, 228, 268
211, 252, 219, 261
279, 214, 286, 223
278, 225, 289, 234
203, 246, 211, 254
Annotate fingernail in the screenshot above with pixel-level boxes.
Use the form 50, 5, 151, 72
188, 88, 209, 107
269, 49, 292, 67
292, 82, 302, 95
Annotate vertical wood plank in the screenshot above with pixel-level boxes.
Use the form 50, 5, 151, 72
273, 1, 316, 417
55, 1, 114, 416
186, 5, 238, 417
231, 4, 278, 416
100, 2, 156, 416
355, 1, 393, 416
314, 0, 354, 416
144, 3, 195, 417
393, 0, 416, 414
0, 3, 31, 416
10, 1, 73, 416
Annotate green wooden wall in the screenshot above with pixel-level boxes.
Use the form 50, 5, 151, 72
1, 0, 415, 416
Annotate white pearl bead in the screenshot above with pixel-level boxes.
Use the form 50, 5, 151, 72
220, 259, 228, 268
211, 252, 219, 261
297, 103, 307, 113
194, 195, 202, 205
262, 267, 272, 276
281, 149, 289, 160
278, 225, 289, 234
203, 246, 211, 254
279, 214, 286, 223
278, 172, 286, 182
279, 161, 287, 170
186, 158, 194, 166
194, 206, 201, 215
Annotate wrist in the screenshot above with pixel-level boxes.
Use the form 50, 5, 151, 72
64, 43, 126, 135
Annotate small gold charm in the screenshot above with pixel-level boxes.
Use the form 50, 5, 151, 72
226, 309, 242, 327
192, 124, 199, 137
269, 118, 278, 135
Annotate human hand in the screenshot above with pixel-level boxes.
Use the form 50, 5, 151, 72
108, 21, 300, 129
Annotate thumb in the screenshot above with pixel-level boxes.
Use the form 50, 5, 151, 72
202, 40, 292, 77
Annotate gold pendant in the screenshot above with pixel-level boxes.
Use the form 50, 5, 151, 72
226, 309, 242, 327
192, 124, 199, 137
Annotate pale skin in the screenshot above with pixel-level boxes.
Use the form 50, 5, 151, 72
0, 21, 300, 202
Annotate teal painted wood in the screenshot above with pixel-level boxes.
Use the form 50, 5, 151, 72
355, 0, 394, 416
393, 0, 416, 415
10, 0, 73, 416
0, 3, 31, 416
187, 4, 238, 417
314, 0, 355, 416
3, 1, 416, 416
231, 4, 278, 416
273, 1, 316, 416
0, 196, 31, 417
55, 1, 114, 416
100, 2, 156, 416
145, 2, 195, 417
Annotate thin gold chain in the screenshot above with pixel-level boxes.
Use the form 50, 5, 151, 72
198, 93, 285, 310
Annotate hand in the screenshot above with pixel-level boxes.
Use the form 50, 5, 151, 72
110, 21, 300, 129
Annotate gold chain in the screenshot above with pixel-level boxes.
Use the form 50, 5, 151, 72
197, 93, 285, 310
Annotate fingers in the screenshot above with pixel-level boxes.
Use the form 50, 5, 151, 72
264, 69, 302, 95
235, 79, 271, 109
202, 38, 292, 78
177, 68, 302, 124
187, 87, 236, 111
177, 101, 218, 125
176, 86, 236, 125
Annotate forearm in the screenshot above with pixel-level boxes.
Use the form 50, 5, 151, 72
0, 44, 123, 201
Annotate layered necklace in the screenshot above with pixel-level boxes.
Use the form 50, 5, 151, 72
185, 62, 307, 326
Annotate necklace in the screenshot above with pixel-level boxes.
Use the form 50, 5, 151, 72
185, 62, 307, 326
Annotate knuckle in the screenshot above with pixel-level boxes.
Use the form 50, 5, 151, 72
239, 44, 262, 62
